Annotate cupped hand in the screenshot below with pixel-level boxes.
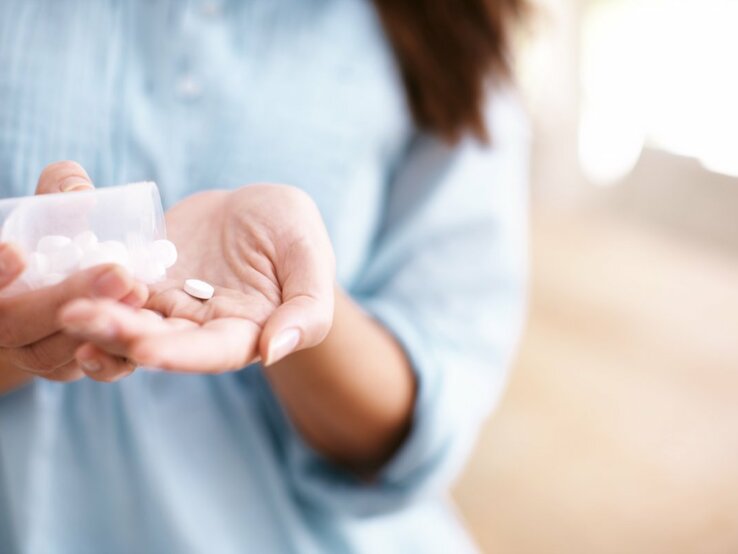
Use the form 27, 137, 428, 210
0, 161, 147, 384
61, 184, 336, 381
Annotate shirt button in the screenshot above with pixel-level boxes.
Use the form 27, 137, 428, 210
176, 74, 203, 100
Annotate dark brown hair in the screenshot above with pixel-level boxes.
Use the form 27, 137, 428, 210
373, 0, 528, 143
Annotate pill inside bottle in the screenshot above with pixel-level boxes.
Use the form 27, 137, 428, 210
25, 232, 178, 286
0, 181, 173, 295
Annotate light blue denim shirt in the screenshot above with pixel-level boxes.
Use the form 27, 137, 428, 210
0, 1, 529, 552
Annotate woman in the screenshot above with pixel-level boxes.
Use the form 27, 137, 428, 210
0, 0, 529, 552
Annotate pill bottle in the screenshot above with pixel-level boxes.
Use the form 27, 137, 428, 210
0, 182, 175, 295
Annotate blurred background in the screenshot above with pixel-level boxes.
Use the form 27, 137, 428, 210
452, 0, 738, 552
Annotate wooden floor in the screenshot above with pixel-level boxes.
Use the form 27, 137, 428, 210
453, 211, 738, 553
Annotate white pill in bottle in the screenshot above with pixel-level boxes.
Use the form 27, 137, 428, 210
151, 239, 178, 268
28, 252, 50, 276
73, 230, 99, 251
41, 273, 66, 287
36, 235, 71, 254
49, 242, 83, 273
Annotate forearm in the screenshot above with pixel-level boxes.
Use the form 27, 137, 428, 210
0, 362, 33, 395
264, 288, 416, 475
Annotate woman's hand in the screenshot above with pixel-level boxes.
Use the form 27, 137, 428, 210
0, 162, 147, 392
60, 184, 336, 381
59, 181, 412, 474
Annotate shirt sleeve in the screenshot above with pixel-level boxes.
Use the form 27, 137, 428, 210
278, 91, 531, 517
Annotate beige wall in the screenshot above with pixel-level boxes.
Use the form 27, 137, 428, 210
453, 1, 738, 551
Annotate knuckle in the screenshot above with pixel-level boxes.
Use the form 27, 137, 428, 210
41, 160, 84, 176
283, 185, 314, 209
34, 360, 82, 381
264, 183, 314, 213
22, 342, 62, 372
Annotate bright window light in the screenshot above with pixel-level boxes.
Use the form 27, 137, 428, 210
579, 0, 738, 184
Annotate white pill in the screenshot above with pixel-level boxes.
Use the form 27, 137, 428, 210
83, 241, 130, 271
79, 248, 120, 270
22, 252, 50, 288
133, 260, 166, 284
101, 241, 129, 264
151, 239, 178, 269
29, 252, 50, 275
73, 230, 98, 251
78, 249, 106, 270
184, 278, 214, 300
41, 273, 66, 287
49, 243, 83, 273
128, 245, 166, 283
36, 235, 71, 254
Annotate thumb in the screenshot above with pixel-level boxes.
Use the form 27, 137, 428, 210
259, 240, 335, 366
36, 160, 94, 195
260, 292, 335, 366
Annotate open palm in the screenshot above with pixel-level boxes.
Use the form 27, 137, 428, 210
60, 185, 335, 377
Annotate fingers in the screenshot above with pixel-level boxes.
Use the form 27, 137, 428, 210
260, 294, 333, 366
36, 160, 93, 194
0, 243, 26, 290
75, 343, 136, 383
120, 280, 149, 309
61, 298, 193, 357
61, 299, 260, 372
131, 318, 260, 372
61, 297, 200, 364
10, 332, 81, 374
3, 160, 136, 384
260, 237, 336, 366
0, 264, 141, 348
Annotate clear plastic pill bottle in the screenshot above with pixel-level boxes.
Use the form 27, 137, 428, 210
0, 182, 173, 295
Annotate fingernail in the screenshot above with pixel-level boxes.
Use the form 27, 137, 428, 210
80, 359, 102, 373
60, 178, 92, 192
92, 267, 128, 298
266, 328, 301, 366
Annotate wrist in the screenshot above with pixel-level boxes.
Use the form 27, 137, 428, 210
262, 287, 416, 472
